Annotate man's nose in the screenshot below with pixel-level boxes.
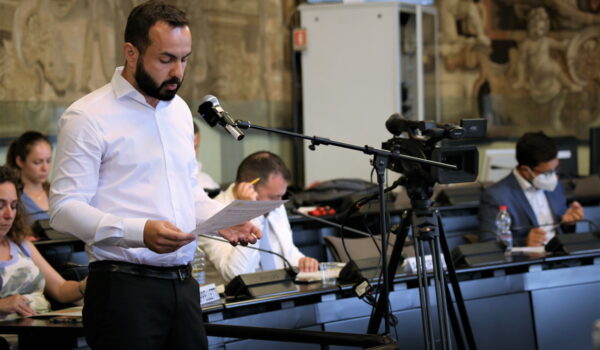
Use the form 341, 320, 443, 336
171, 61, 185, 80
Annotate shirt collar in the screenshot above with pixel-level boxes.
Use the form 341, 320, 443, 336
513, 168, 536, 192
111, 66, 171, 109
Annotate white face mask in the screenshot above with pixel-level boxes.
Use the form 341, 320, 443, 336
529, 168, 558, 191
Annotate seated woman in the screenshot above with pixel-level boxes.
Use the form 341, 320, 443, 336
5, 131, 52, 226
0, 166, 85, 320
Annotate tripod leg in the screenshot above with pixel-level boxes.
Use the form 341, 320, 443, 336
367, 210, 412, 335
430, 238, 451, 350
415, 237, 434, 350
443, 275, 465, 350
437, 212, 477, 350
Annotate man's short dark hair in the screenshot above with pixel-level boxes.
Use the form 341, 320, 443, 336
516, 131, 558, 168
124, 0, 189, 54
236, 151, 292, 184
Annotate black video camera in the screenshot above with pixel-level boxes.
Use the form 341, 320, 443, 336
382, 114, 486, 185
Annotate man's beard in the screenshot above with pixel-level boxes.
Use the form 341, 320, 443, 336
134, 58, 182, 101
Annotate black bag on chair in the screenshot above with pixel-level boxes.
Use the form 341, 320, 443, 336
289, 178, 379, 213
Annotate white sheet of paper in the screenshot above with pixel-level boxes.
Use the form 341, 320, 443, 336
512, 246, 546, 254
196, 199, 286, 234
34, 306, 83, 317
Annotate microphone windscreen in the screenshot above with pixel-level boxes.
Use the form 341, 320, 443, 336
198, 101, 219, 127
385, 113, 406, 136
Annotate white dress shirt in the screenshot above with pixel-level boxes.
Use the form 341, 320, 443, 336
199, 183, 305, 282
513, 169, 556, 243
49, 67, 223, 266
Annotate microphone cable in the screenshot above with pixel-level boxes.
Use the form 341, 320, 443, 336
197, 233, 298, 278
335, 176, 404, 263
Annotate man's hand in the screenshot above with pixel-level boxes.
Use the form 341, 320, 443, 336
527, 227, 547, 247
143, 220, 195, 254
219, 221, 262, 246
0, 294, 35, 317
562, 201, 584, 224
298, 257, 319, 272
234, 182, 258, 201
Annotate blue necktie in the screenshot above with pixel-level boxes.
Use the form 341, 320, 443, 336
259, 217, 277, 270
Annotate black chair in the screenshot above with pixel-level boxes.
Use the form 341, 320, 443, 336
31, 219, 88, 284
324, 235, 404, 262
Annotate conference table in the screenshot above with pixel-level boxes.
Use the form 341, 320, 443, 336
6, 199, 600, 350
1, 247, 599, 350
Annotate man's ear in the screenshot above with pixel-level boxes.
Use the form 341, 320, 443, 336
123, 43, 139, 68
516, 165, 531, 180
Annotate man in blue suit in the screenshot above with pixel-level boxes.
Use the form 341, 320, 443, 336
479, 132, 584, 246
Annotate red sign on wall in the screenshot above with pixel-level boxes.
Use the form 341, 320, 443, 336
293, 28, 307, 51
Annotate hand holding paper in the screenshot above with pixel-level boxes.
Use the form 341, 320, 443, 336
195, 200, 286, 245
219, 221, 261, 246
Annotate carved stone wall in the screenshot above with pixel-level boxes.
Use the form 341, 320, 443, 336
3, 0, 596, 141
0, 0, 294, 139
437, 0, 600, 138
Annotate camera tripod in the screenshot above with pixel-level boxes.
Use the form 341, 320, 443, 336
200, 111, 471, 348
366, 179, 477, 350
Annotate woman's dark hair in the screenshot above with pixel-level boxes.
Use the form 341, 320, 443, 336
124, 0, 189, 54
0, 166, 30, 243
6, 131, 51, 170
516, 131, 558, 168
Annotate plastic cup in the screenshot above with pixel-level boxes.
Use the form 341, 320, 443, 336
320, 262, 339, 286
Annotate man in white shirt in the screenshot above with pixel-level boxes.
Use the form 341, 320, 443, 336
193, 120, 220, 191
49, 2, 260, 349
479, 132, 584, 246
201, 151, 319, 282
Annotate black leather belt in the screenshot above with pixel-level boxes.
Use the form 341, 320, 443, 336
89, 260, 192, 281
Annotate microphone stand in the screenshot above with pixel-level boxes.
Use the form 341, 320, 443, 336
234, 119, 455, 337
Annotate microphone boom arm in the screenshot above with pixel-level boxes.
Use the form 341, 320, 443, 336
235, 120, 456, 170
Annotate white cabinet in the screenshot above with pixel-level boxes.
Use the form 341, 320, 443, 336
300, 2, 438, 184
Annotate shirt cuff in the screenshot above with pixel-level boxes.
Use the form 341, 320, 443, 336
123, 218, 148, 247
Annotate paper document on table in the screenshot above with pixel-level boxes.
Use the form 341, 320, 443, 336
512, 246, 546, 254
34, 306, 82, 317
196, 200, 286, 234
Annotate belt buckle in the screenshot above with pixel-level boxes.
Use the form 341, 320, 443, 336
177, 268, 184, 281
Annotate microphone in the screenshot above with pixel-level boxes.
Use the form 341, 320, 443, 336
385, 113, 464, 139
198, 95, 245, 141
490, 165, 513, 170
197, 233, 298, 278
512, 218, 599, 232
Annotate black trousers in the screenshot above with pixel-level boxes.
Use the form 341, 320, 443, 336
83, 266, 208, 350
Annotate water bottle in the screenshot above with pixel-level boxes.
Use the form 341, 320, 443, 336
496, 205, 512, 255
192, 244, 206, 285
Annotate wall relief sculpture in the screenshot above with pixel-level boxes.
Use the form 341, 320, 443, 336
0, 0, 125, 138
438, 0, 600, 138
0, 0, 294, 140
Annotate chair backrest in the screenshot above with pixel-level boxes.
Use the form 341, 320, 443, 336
324, 235, 397, 262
